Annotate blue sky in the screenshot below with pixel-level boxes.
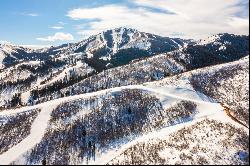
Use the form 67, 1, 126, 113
0, 0, 249, 46
0, 0, 125, 46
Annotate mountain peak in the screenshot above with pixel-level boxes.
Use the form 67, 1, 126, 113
104, 27, 138, 33
197, 33, 249, 46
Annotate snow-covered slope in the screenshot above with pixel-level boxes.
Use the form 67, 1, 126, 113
0, 58, 95, 108
0, 84, 248, 165
0, 32, 249, 112
0, 28, 189, 71
24, 52, 186, 105
148, 56, 249, 126
0, 44, 45, 69
24, 40, 249, 107
171, 33, 249, 69
0, 44, 18, 69
0, 28, 193, 109
54, 27, 190, 71
58, 27, 189, 58
107, 117, 248, 165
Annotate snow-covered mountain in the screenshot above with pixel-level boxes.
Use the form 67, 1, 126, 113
54, 27, 191, 71
0, 31, 249, 109
5, 32, 246, 108
0, 58, 248, 164
0, 28, 190, 72
170, 33, 249, 69
0, 28, 249, 165
0, 43, 62, 70
0, 44, 28, 69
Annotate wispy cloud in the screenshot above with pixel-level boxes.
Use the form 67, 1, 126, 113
49, 22, 66, 30
21, 12, 39, 17
58, 21, 66, 25
26, 13, 39, 17
50, 26, 64, 30
67, 0, 249, 39
36, 32, 74, 42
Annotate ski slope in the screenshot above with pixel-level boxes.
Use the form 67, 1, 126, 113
0, 84, 216, 116
0, 105, 57, 164
0, 84, 247, 165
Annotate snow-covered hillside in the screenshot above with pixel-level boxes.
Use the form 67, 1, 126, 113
0, 59, 95, 108
0, 43, 52, 70
170, 33, 249, 69
34, 33, 247, 106
0, 84, 248, 165
0, 28, 194, 109
148, 56, 249, 127
0, 44, 19, 69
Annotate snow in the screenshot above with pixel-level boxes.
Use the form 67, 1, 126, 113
0, 44, 16, 68
0, 44, 16, 55
14, 70, 31, 80
86, 84, 248, 164
0, 50, 5, 68
111, 28, 124, 54
0, 44, 40, 69
20, 45, 50, 50
197, 34, 232, 51
86, 52, 93, 58
219, 45, 226, 51
127, 30, 134, 41
0, 84, 216, 116
123, 40, 151, 50
89, 111, 218, 163
0, 31, 248, 165
36, 61, 93, 89
141, 85, 215, 104
84, 101, 231, 165
85, 87, 247, 165
21, 91, 31, 104
0, 104, 57, 165
20, 61, 40, 66
198, 35, 220, 45
84, 34, 107, 58
99, 56, 111, 61
0, 82, 248, 164
171, 39, 182, 48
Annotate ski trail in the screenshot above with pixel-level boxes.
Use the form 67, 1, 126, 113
139, 86, 215, 105
0, 104, 57, 165
0, 84, 216, 116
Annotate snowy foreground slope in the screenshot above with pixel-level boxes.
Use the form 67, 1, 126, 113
148, 56, 249, 127
0, 83, 248, 164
